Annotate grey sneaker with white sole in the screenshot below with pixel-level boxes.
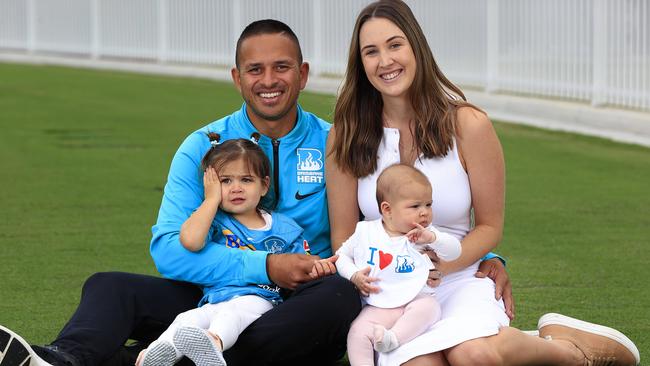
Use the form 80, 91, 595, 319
173, 326, 226, 366
139, 340, 179, 366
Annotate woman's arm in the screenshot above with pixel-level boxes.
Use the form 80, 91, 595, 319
325, 126, 360, 253
436, 106, 505, 275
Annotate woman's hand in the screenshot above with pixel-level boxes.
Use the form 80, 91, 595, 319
476, 258, 515, 320
421, 248, 443, 288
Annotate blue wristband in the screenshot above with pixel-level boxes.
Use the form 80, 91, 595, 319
481, 252, 506, 266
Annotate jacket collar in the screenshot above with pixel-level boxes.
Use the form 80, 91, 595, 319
235, 103, 308, 145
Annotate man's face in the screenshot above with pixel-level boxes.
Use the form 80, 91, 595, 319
232, 33, 309, 137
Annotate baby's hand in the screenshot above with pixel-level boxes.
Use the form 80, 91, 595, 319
203, 166, 221, 205
406, 223, 436, 244
309, 255, 338, 279
351, 267, 380, 296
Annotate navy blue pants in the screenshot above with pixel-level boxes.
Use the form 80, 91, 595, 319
51, 272, 360, 366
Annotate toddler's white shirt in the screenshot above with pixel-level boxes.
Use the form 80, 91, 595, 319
336, 219, 461, 308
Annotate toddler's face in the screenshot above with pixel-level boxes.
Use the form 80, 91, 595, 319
382, 183, 433, 235
217, 158, 268, 217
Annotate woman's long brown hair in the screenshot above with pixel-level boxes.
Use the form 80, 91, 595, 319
332, 0, 480, 178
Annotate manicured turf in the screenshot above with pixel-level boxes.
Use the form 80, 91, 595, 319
0, 62, 648, 360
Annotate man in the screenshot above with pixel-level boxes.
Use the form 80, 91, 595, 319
0, 19, 511, 366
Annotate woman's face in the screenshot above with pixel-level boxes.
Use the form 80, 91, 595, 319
359, 17, 416, 101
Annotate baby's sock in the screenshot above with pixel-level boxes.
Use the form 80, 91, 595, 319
373, 324, 400, 353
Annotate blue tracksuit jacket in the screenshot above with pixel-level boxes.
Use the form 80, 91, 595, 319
150, 103, 330, 288
199, 210, 306, 305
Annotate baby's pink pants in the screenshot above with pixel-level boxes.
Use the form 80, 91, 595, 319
347, 295, 441, 366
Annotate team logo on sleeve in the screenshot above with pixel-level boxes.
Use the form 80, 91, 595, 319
302, 240, 312, 255
296, 148, 324, 184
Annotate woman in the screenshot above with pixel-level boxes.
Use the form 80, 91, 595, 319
325, 1, 640, 365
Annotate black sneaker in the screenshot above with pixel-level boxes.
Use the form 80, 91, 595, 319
0, 325, 52, 365
31, 345, 80, 366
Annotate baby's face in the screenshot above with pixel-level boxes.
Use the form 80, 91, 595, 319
383, 184, 433, 234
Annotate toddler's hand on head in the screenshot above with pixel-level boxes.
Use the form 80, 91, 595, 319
351, 267, 380, 296
203, 166, 222, 205
406, 223, 436, 244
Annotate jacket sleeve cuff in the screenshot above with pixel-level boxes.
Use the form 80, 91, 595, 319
243, 250, 272, 284
481, 252, 507, 266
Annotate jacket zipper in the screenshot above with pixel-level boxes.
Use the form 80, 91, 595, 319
272, 139, 280, 204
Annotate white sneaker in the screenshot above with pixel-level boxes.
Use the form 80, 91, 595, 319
173, 326, 226, 366
0, 325, 53, 366
538, 313, 640, 366
139, 340, 179, 366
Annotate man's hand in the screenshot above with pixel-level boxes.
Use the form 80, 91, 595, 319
267, 253, 318, 290
350, 267, 380, 297
309, 255, 338, 279
476, 258, 514, 320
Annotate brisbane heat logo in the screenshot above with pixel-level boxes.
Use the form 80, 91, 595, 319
296, 148, 324, 184
263, 237, 286, 253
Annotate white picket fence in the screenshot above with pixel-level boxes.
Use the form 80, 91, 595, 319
1, 0, 649, 111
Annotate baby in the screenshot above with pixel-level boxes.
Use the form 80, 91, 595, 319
336, 164, 461, 366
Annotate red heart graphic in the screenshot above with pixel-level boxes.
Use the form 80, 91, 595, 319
379, 250, 393, 270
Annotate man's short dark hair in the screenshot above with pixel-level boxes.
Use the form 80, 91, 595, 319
235, 19, 303, 68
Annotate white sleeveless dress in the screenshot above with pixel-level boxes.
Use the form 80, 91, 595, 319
357, 127, 510, 365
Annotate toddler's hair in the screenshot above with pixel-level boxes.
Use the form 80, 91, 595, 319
201, 132, 274, 210
376, 164, 431, 209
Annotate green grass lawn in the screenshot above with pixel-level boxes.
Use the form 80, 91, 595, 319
1, 62, 649, 361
